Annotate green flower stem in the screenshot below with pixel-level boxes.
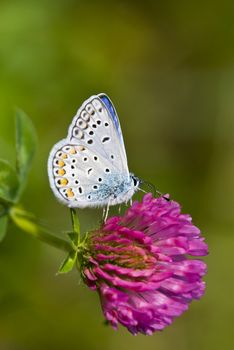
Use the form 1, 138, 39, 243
10, 206, 73, 253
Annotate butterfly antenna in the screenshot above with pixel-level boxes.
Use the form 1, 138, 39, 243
138, 188, 147, 194
139, 179, 170, 201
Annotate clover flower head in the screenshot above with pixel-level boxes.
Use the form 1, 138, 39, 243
82, 194, 208, 335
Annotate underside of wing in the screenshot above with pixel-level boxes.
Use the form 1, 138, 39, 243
98, 93, 125, 148
48, 93, 133, 208
68, 94, 129, 174
48, 142, 133, 208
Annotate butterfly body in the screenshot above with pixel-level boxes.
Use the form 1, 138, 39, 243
48, 93, 139, 208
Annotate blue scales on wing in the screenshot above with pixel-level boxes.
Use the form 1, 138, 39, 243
98, 94, 125, 149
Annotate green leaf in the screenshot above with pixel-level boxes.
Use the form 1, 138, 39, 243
57, 250, 77, 274
0, 159, 20, 203
0, 215, 8, 241
15, 108, 37, 194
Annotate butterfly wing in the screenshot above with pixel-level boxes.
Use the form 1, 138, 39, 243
98, 93, 127, 157
68, 94, 129, 174
48, 94, 132, 208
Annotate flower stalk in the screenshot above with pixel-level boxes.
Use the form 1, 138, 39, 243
10, 206, 73, 253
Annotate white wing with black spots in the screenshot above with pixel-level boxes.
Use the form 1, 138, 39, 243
68, 95, 129, 174
48, 94, 139, 208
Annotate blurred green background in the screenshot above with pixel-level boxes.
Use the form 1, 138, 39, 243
0, 0, 233, 349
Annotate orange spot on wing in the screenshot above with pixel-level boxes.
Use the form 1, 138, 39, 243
70, 148, 77, 154
58, 178, 68, 186
66, 188, 74, 198
58, 169, 65, 176
58, 160, 65, 167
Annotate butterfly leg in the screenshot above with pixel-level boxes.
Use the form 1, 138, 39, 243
102, 207, 106, 221
103, 202, 110, 223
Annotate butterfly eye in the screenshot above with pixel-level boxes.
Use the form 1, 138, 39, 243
133, 177, 139, 187
73, 127, 83, 139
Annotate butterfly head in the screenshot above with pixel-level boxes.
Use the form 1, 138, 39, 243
130, 174, 140, 189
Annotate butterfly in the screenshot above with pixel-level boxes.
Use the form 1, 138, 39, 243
48, 93, 140, 213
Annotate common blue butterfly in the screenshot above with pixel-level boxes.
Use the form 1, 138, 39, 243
48, 93, 140, 209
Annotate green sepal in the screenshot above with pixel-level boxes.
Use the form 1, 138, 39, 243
0, 214, 8, 242
57, 250, 77, 274
0, 159, 20, 204
70, 208, 80, 234
15, 108, 37, 195
66, 231, 79, 247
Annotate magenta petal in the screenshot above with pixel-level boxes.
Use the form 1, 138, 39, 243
82, 193, 208, 335
188, 239, 208, 256
102, 263, 155, 278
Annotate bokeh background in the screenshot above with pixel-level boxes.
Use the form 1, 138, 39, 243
0, 0, 233, 349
